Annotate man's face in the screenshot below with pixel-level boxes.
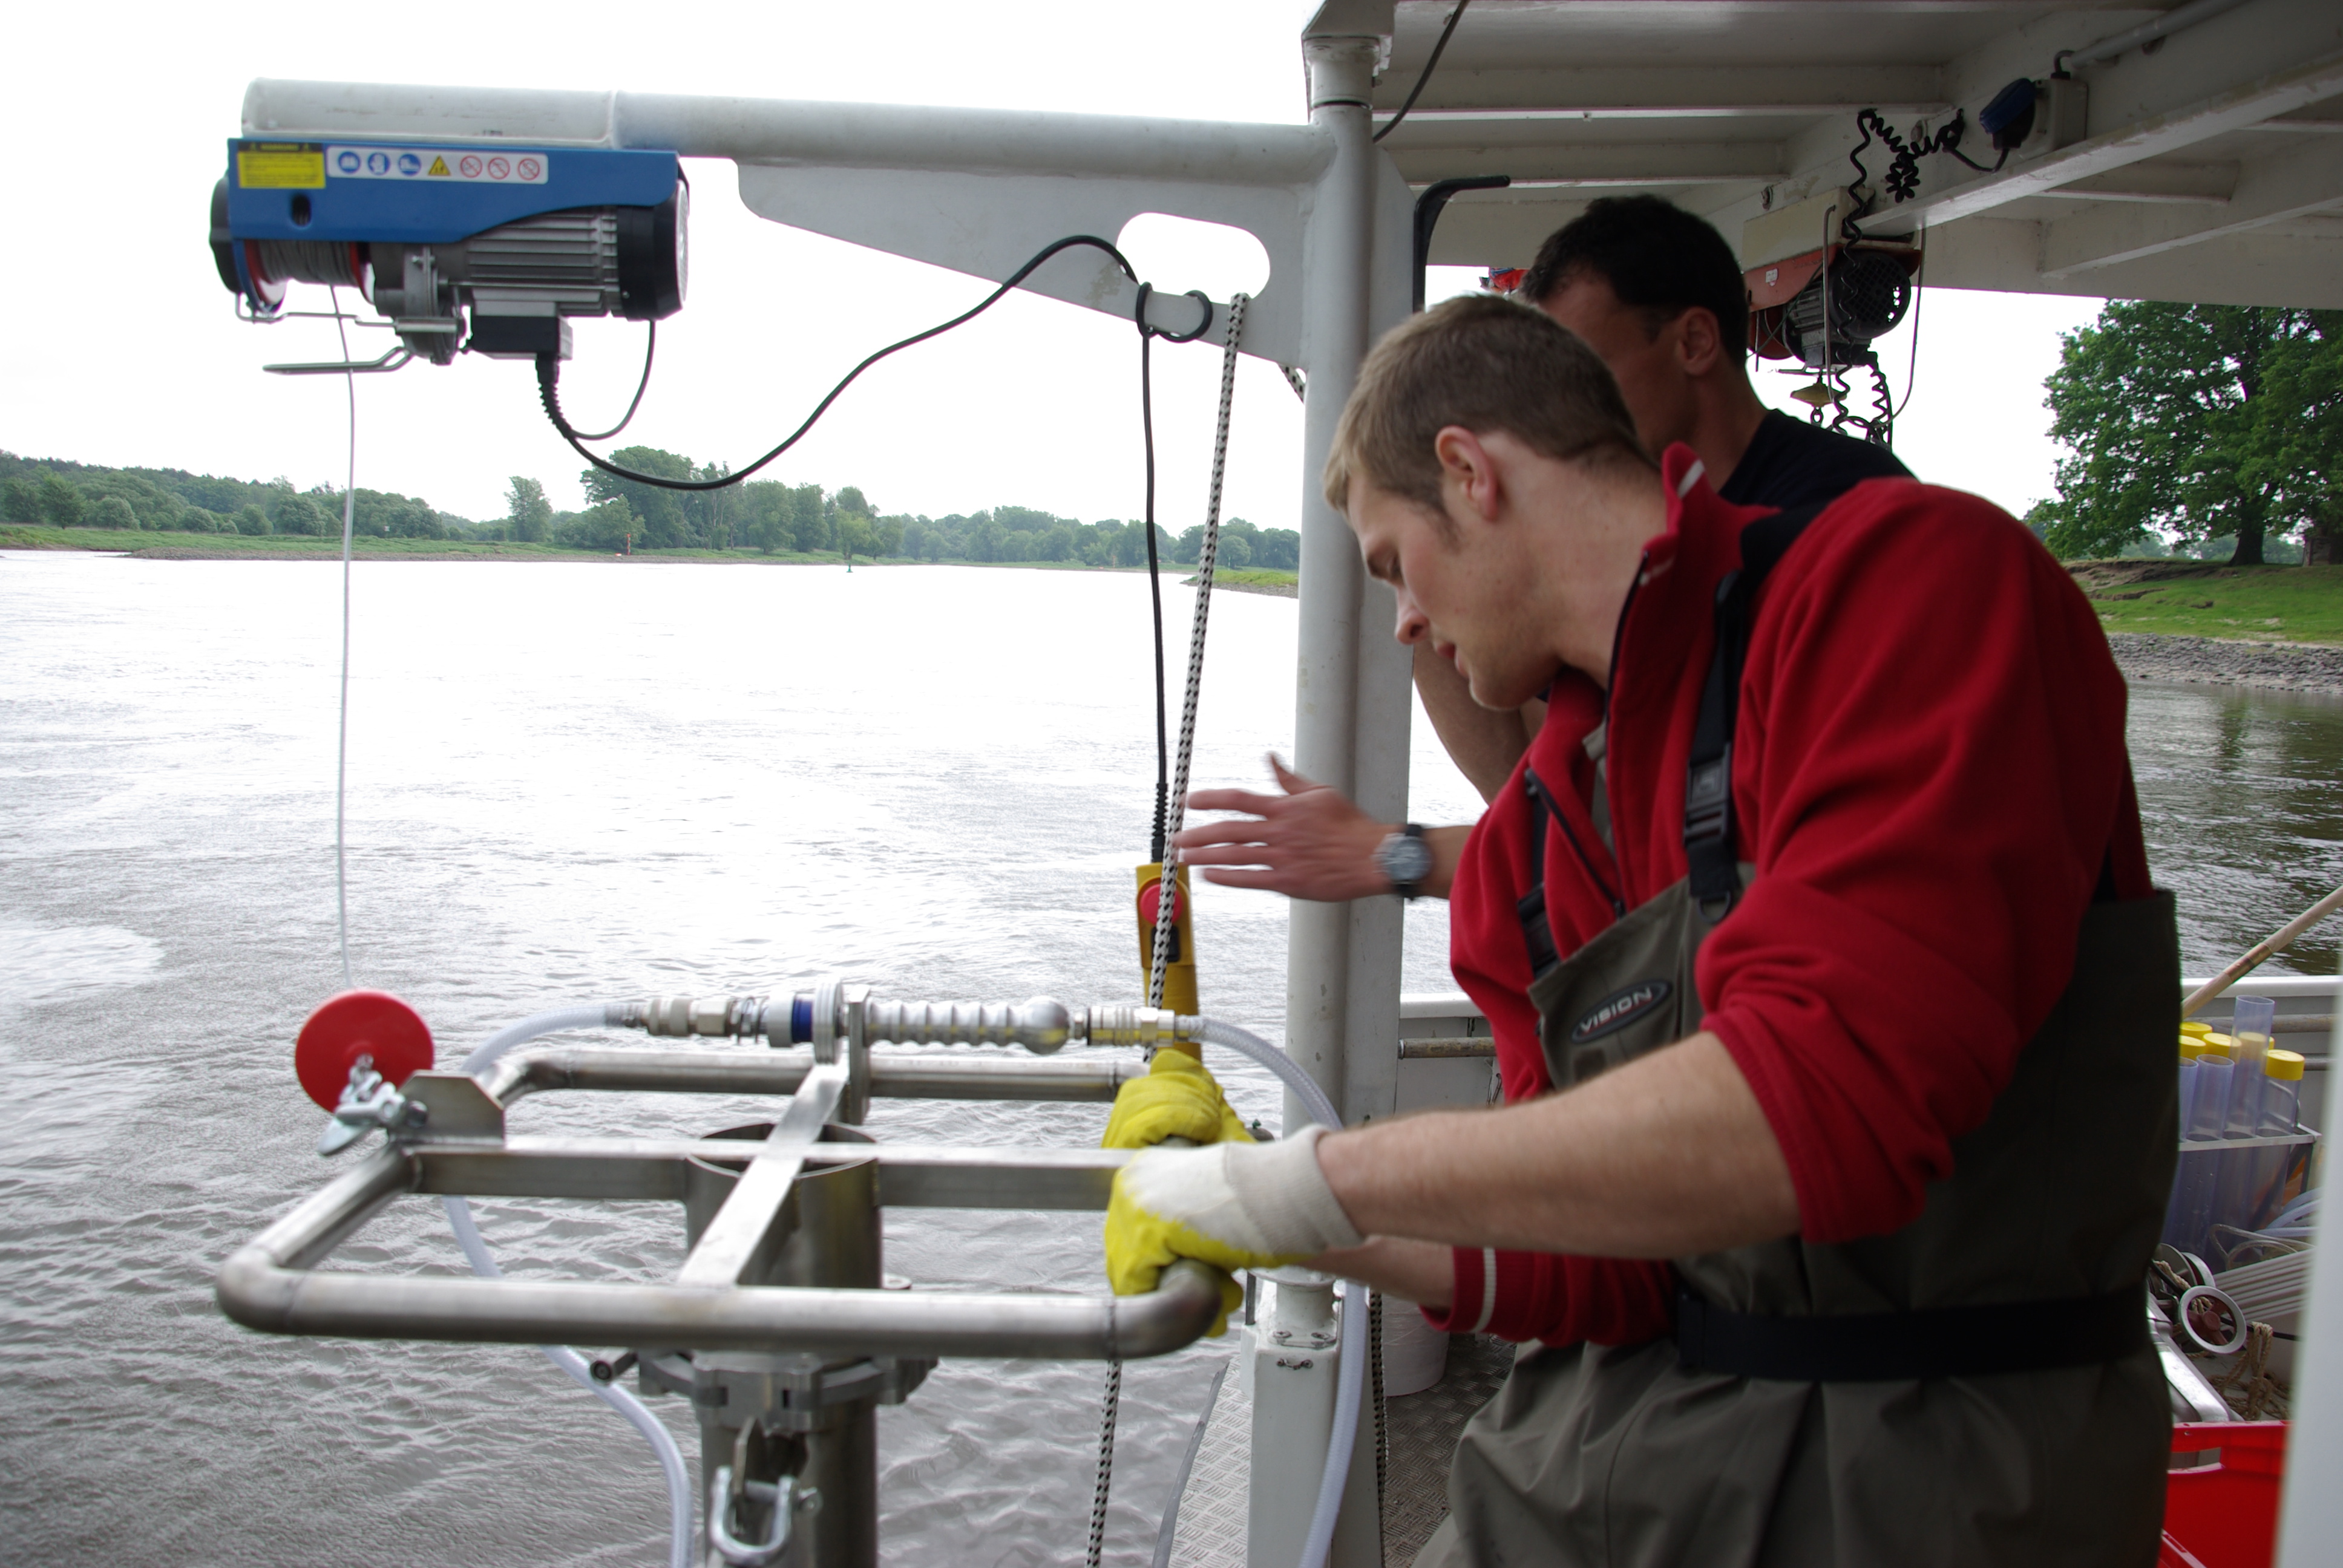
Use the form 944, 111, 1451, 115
1536, 270, 1698, 456
1346, 476, 1555, 711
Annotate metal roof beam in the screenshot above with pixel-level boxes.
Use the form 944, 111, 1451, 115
2042, 132, 2343, 273
1860, 45, 2343, 235
1371, 64, 1948, 125
1389, 142, 1784, 186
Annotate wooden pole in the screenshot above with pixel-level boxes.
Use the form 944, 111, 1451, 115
2180, 881, 2343, 1019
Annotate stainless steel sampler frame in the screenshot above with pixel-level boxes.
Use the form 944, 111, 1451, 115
218, 985, 1223, 1567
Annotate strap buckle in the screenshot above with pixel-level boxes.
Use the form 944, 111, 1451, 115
1683, 745, 1732, 845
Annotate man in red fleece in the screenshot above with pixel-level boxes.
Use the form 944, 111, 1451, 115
1103, 295, 2177, 1564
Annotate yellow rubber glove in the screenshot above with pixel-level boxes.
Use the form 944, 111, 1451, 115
1103, 1126, 1363, 1336
1101, 1049, 1256, 1150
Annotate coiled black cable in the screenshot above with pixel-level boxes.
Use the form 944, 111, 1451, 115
1844, 108, 2003, 237
536, 234, 1144, 492
562, 320, 657, 442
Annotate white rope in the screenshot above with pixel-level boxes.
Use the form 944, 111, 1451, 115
329, 286, 358, 991
1149, 292, 1249, 1007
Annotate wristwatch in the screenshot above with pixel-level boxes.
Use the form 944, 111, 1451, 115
1376, 823, 1433, 900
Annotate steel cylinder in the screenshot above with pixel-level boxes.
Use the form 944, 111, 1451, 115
687, 1123, 881, 1567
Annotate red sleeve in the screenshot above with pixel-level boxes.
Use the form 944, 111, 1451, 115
1700, 486, 2142, 1245
1420, 1249, 1678, 1347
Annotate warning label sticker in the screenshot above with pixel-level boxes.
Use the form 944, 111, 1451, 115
325, 146, 549, 185
237, 145, 326, 189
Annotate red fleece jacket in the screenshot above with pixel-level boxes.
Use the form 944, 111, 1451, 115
1426, 446, 2150, 1345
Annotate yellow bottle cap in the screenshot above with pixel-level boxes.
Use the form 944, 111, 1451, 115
2203, 1033, 2236, 1055
2181, 1021, 2214, 1039
2265, 1050, 2306, 1082
2179, 1035, 2205, 1059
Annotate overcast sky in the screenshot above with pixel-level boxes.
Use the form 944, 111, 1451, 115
4, 1, 2100, 529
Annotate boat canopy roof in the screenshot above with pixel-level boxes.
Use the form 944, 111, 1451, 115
1349, 0, 2343, 306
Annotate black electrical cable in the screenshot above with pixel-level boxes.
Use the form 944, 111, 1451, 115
1374, 0, 1470, 144
536, 233, 1142, 492
1133, 281, 1214, 863
1846, 108, 2001, 235
563, 321, 657, 442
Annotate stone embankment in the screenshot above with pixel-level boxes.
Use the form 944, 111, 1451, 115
2109, 633, 2343, 697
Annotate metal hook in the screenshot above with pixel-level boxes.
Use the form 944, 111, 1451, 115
264, 347, 415, 377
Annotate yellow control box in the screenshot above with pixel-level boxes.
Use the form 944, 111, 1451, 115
1135, 863, 1200, 1053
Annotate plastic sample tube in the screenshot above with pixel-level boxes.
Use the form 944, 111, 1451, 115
2226, 999, 2275, 1137
2258, 1050, 2305, 1137
2177, 1036, 2202, 1137
2186, 1038, 2233, 1142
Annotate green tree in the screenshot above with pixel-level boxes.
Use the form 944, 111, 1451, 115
2035, 302, 2343, 564
89, 495, 138, 530
787, 485, 830, 552
505, 476, 554, 543
235, 505, 270, 535
561, 497, 636, 551
2, 477, 36, 522
269, 492, 327, 536
582, 447, 696, 548
38, 475, 85, 526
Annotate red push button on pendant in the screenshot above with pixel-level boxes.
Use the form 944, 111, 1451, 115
1139, 882, 1184, 926
294, 991, 434, 1110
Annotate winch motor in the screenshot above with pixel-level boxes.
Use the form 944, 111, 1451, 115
210, 139, 686, 365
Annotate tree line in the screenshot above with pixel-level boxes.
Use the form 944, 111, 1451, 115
0, 444, 1301, 570
0, 452, 474, 540
2031, 302, 2341, 565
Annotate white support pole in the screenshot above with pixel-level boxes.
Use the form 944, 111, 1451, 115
1261, 29, 1405, 1568
1285, 34, 1383, 1139
2275, 950, 2343, 1563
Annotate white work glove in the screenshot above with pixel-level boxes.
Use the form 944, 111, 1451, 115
1105, 1125, 1364, 1330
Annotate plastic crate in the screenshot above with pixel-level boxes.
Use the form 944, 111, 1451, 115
2161, 1422, 2287, 1568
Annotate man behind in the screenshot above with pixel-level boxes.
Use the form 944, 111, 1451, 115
1175, 194, 1909, 903
1102, 295, 2175, 1563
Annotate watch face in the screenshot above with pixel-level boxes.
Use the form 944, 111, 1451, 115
1384, 834, 1434, 886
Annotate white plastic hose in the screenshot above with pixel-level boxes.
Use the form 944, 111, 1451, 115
1193, 1018, 1363, 1568
451, 1006, 693, 1568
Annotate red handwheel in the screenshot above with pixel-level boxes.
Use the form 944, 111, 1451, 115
295, 991, 435, 1111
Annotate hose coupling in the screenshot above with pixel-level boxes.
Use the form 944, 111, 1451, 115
618, 996, 764, 1038
1081, 1006, 1202, 1048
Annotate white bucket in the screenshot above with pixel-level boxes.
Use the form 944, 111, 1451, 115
1380, 1299, 1450, 1397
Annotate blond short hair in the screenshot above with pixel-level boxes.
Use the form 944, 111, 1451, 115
1323, 293, 1654, 517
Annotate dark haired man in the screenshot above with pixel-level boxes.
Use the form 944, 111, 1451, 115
1104, 293, 2173, 1566
1172, 195, 1909, 907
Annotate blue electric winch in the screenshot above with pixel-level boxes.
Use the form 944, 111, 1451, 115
210, 138, 686, 365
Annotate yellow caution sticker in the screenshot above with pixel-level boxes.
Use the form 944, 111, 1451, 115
427, 155, 450, 177
237, 144, 325, 189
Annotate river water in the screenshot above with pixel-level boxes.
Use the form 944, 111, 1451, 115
2, 550, 2339, 1566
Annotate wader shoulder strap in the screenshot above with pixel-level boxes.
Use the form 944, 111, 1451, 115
1684, 502, 1827, 919
1517, 768, 1625, 981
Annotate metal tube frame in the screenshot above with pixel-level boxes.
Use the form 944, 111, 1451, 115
218, 1047, 1217, 1361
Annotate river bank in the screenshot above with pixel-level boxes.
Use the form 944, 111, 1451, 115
2109, 633, 2343, 697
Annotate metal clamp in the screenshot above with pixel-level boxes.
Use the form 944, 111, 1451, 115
709, 1466, 815, 1566
316, 1056, 425, 1156
642, 1350, 934, 1431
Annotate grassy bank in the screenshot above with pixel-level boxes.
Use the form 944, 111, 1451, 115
1182, 567, 1298, 597
2070, 561, 2343, 645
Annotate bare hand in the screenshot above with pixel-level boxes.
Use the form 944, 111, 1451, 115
1173, 755, 1392, 902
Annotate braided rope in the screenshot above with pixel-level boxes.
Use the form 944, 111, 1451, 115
1149, 291, 1249, 1007
1085, 1357, 1124, 1568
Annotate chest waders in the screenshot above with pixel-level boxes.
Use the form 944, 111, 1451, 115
1418, 508, 2179, 1568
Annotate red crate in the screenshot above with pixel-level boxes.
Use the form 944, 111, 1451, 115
2161, 1422, 2288, 1568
